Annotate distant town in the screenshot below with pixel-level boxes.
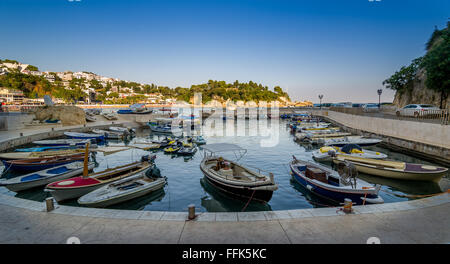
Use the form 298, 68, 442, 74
0, 59, 314, 108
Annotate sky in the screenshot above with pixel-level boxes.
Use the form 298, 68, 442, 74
0, 0, 448, 103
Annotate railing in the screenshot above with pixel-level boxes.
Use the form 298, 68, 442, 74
324, 107, 449, 125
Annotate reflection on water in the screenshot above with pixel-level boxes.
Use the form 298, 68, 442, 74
0, 119, 448, 211
199, 178, 272, 212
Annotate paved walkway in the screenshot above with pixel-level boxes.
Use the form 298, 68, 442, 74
0, 192, 448, 244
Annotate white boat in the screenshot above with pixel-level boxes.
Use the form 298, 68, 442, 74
109, 126, 135, 134
312, 144, 388, 162
0, 162, 95, 192
45, 160, 151, 202
148, 118, 183, 134
33, 139, 93, 146
78, 165, 166, 207
64, 132, 105, 141
85, 113, 97, 122
102, 112, 118, 120
0, 149, 88, 161
323, 136, 382, 147
92, 129, 125, 140
200, 143, 278, 203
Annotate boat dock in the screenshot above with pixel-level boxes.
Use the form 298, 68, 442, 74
0, 190, 448, 243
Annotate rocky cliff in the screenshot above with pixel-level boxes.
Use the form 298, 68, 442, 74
31, 105, 86, 126
393, 69, 450, 109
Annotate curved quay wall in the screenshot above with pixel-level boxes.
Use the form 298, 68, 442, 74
0, 124, 448, 224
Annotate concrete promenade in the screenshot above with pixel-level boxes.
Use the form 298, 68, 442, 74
0, 191, 448, 244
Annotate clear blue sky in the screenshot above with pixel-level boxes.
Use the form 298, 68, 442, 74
1, 0, 448, 103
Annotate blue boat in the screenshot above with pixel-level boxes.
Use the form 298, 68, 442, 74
289, 156, 383, 205
32, 139, 92, 147
1, 153, 86, 173
64, 132, 105, 141
15, 146, 77, 152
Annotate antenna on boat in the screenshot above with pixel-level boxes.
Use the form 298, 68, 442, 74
83, 142, 90, 178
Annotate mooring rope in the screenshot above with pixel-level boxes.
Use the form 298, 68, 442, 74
380, 188, 449, 199
241, 189, 256, 212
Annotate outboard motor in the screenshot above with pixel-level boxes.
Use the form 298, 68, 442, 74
141, 155, 157, 163
327, 149, 337, 158
145, 165, 162, 179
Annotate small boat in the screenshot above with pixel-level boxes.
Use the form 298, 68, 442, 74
64, 132, 105, 141
45, 118, 60, 123
33, 139, 92, 147
324, 136, 382, 147
0, 149, 88, 161
102, 112, 118, 120
92, 129, 125, 140
164, 145, 180, 154
148, 118, 183, 134
312, 144, 388, 162
85, 113, 97, 122
15, 146, 79, 152
177, 145, 197, 156
130, 143, 161, 150
0, 162, 95, 192
296, 132, 353, 143
109, 126, 135, 134
290, 156, 384, 205
192, 136, 206, 145
117, 103, 153, 114
1, 153, 87, 173
333, 156, 448, 182
78, 162, 166, 207
45, 158, 152, 202
200, 143, 278, 203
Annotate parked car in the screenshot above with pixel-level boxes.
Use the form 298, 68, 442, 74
396, 104, 440, 117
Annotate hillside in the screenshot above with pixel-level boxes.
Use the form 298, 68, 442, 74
0, 60, 291, 104
384, 22, 450, 109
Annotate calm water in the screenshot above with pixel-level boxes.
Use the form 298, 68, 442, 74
1, 119, 448, 212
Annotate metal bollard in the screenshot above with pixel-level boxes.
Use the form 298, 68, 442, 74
188, 204, 196, 220
20, 132, 23, 137
51, 127, 54, 131
45, 197, 55, 212
343, 198, 353, 213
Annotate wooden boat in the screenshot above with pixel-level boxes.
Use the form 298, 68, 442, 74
130, 143, 161, 150
290, 156, 384, 205
333, 155, 448, 182
0, 149, 87, 161
117, 104, 153, 115
64, 132, 105, 141
323, 136, 382, 147
1, 153, 86, 173
33, 139, 92, 146
0, 162, 95, 192
44, 159, 152, 202
296, 132, 352, 143
78, 163, 166, 207
200, 143, 278, 203
92, 129, 125, 140
312, 144, 387, 162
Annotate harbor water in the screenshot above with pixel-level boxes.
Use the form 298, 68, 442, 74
1, 119, 448, 212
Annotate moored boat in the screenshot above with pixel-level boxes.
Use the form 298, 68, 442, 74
44, 158, 152, 202
64, 132, 105, 141
0, 149, 87, 161
0, 162, 95, 192
323, 136, 382, 147
290, 156, 384, 205
78, 161, 166, 207
1, 153, 87, 173
33, 139, 92, 147
92, 129, 125, 140
312, 144, 388, 162
200, 143, 278, 203
109, 126, 136, 134
333, 155, 448, 182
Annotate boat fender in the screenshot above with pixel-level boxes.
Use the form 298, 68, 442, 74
306, 185, 313, 191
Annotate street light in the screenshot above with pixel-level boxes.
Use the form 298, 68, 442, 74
377, 89, 382, 109
318, 94, 323, 110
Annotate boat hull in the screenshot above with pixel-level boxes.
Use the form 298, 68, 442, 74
79, 180, 166, 207
203, 176, 274, 203
2, 158, 84, 173
333, 160, 447, 182
45, 184, 106, 203
1, 163, 94, 192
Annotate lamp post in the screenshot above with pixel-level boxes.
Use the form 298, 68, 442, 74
318, 94, 323, 110
377, 89, 382, 109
